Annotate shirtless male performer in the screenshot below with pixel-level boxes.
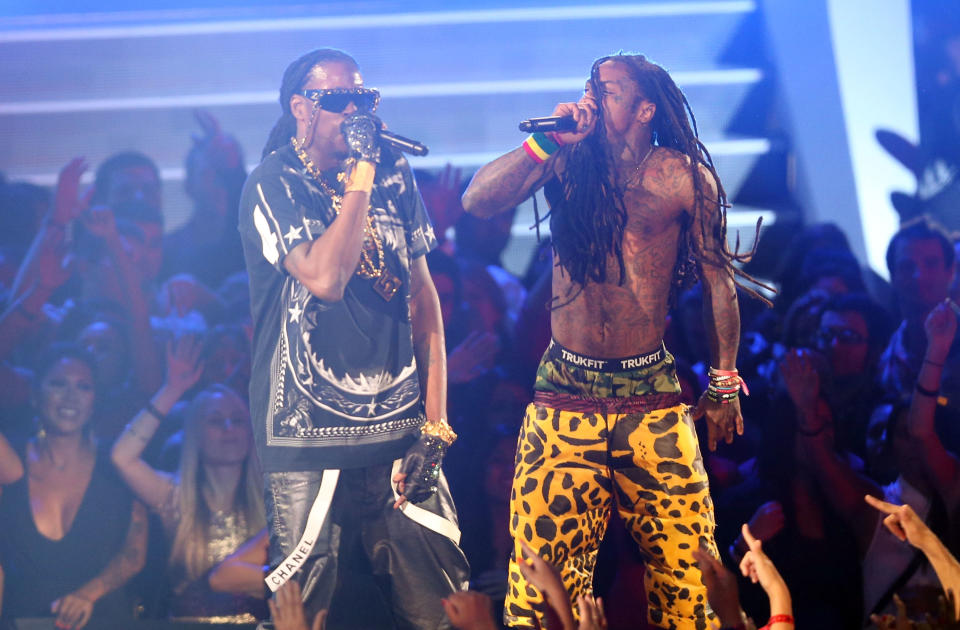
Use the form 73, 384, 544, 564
462, 53, 765, 630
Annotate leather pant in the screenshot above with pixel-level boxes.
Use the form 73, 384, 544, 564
264, 461, 470, 630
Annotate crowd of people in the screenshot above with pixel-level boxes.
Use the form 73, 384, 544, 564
2, 75, 960, 630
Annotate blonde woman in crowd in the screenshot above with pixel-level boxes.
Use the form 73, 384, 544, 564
112, 337, 267, 622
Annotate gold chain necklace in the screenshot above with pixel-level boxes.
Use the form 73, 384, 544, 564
627, 144, 654, 186
290, 137, 385, 279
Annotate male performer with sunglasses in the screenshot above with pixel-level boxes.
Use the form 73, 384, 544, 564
239, 48, 468, 628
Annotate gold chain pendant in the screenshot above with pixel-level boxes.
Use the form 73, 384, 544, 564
290, 138, 393, 290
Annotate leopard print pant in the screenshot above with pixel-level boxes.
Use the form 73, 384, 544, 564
505, 350, 720, 630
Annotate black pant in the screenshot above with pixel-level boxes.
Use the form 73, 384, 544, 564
264, 461, 470, 630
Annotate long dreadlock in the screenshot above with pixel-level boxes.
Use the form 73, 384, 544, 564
545, 53, 771, 307
261, 48, 358, 160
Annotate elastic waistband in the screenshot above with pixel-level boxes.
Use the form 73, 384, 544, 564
547, 338, 666, 373
533, 390, 683, 414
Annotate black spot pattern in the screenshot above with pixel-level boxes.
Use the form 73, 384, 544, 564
508, 399, 717, 629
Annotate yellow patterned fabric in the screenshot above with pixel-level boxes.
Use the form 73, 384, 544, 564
506, 348, 720, 630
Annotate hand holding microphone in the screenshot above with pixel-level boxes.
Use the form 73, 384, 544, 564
519, 93, 598, 144
341, 114, 430, 158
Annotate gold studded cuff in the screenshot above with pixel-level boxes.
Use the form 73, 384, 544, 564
420, 417, 457, 446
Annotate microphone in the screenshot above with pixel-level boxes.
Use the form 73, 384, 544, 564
379, 129, 429, 156
518, 116, 576, 133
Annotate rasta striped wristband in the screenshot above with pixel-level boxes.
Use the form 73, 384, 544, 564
522, 132, 560, 164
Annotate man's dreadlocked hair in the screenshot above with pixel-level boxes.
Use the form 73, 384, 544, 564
261, 48, 358, 160
547, 53, 769, 306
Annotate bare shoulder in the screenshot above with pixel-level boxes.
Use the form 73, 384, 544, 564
641, 147, 694, 201
643, 149, 721, 215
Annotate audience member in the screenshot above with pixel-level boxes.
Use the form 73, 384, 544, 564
91, 151, 162, 212
162, 110, 248, 288
694, 523, 794, 630
788, 322, 960, 623
880, 217, 960, 415
0, 344, 147, 628
715, 347, 863, 629
865, 495, 960, 624
111, 337, 267, 622
810, 293, 893, 457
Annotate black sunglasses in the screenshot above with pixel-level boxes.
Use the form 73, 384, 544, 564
301, 88, 380, 113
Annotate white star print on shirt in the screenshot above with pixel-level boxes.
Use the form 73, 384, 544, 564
288, 303, 303, 323
284, 225, 303, 245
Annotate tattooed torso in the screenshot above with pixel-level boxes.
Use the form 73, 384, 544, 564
551, 147, 694, 357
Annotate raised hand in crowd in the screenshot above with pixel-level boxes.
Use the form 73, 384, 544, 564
51, 157, 90, 225
866, 495, 960, 619
192, 109, 244, 174
447, 330, 500, 384
692, 546, 746, 629
909, 299, 960, 507
779, 348, 822, 416
869, 593, 912, 630
78, 200, 163, 393
738, 524, 793, 630
111, 335, 203, 509
268, 580, 326, 630
869, 589, 960, 629
442, 591, 498, 630
9, 158, 86, 308
517, 540, 575, 630
923, 299, 958, 363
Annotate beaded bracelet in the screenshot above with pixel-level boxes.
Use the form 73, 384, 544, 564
708, 367, 750, 400
522, 132, 560, 164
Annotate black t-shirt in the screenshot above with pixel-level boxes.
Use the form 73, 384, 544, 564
238, 145, 436, 472
0, 443, 136, 623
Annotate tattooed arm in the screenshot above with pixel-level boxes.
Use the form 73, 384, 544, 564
461, 147, 555, 219
52, 501, 148, 629
689, 165, 743, 450
409, 255, 446, 424
462, 97, 597, 218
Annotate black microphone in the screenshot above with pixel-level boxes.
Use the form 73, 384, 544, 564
379, 129, 429, 156
518, 116, 577, 133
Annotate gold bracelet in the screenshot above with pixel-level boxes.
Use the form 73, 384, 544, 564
344, 160, 376, 194
421, 418, 457, 446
